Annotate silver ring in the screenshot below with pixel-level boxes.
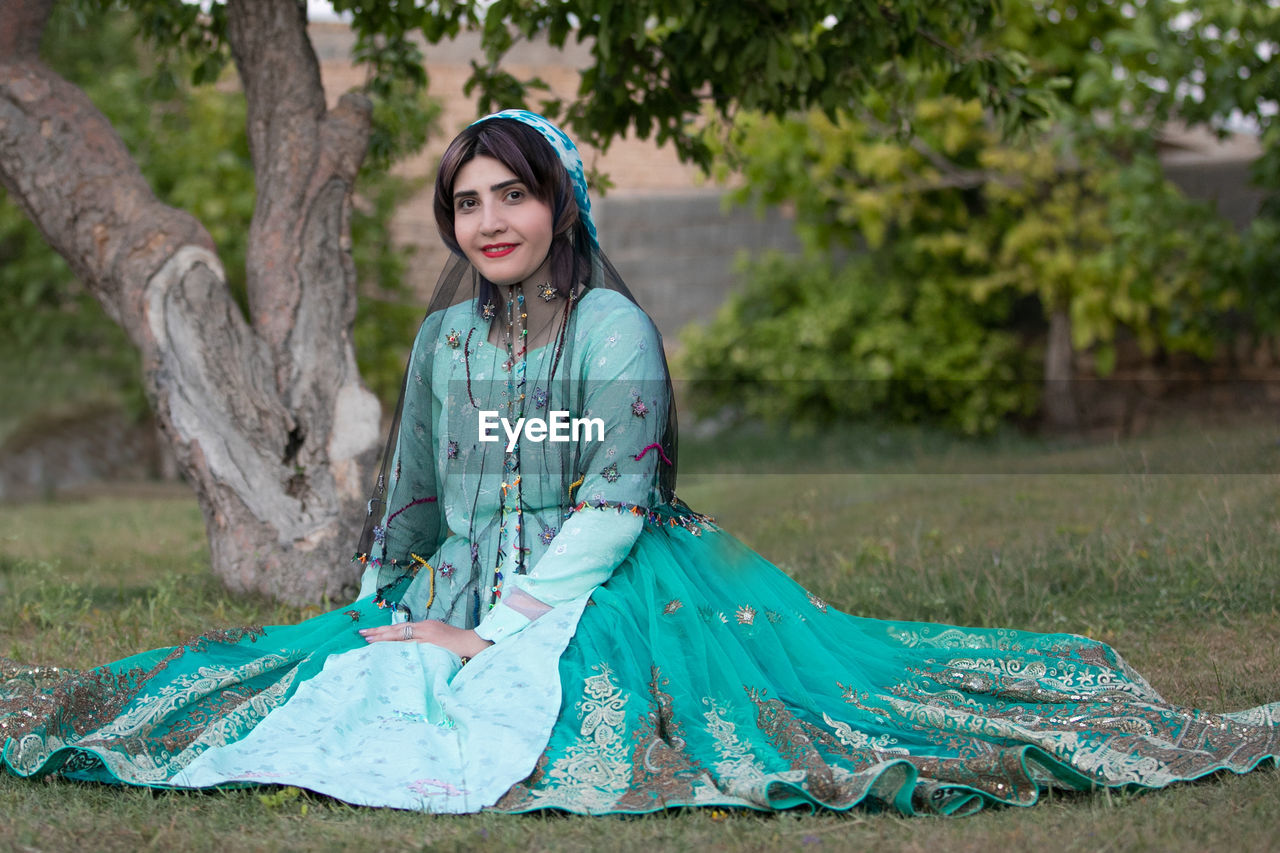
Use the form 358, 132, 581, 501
403, 624, 413, 640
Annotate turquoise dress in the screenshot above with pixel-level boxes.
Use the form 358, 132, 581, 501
3, 290, 1278, 816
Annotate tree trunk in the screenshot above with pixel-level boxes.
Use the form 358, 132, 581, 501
1042, 305, 1079, 431
0, 0, 382, 603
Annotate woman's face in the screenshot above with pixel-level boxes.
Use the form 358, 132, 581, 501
451, 154, 554, 287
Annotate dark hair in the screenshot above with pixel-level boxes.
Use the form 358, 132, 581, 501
433, 118, 591, 308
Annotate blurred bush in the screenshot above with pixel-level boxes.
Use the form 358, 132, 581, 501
681, 0, 1273, 434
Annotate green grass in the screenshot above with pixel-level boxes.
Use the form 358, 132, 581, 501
2, 420, 1278, 851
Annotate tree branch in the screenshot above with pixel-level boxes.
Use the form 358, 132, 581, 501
0, 9, 298, 472
223, 0, 378, 528
0, 2, 363, 600
853, 107, 1022, 192
1, 0, 399, 602
225, 0, 371, 359
0, 0, 52, 58
0, 2, 213, 324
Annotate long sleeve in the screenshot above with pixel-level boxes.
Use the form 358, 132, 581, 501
378, 314, 446, 571
475, 294, 668, 643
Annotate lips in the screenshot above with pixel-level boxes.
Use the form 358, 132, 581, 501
482, 243, 517, 258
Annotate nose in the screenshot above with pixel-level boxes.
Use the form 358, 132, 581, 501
479, 202, 506, 236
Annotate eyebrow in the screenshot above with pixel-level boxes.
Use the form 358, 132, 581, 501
453, 178, 524, 200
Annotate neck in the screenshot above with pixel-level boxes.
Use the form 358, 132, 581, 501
486, 280, 565, 353
518, 253, 562, 337
516, 280, 562, 343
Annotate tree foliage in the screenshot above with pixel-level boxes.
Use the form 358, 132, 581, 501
680, 0, 1266, 433
465, 0, 1055, 167
70, 0, 1048, 170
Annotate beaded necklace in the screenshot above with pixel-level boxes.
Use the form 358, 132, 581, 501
490, 285, 528, 609
468, 282, 575, 612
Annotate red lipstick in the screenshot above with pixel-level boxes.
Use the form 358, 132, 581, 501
482, 243, 517, 258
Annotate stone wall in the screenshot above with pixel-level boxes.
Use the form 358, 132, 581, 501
0, 405, 177, 501
592, 194, 800, 342
1165, 159, 1267, 231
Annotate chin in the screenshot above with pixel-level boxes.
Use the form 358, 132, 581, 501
470, 259, 528, 286
481, 272, 525, 287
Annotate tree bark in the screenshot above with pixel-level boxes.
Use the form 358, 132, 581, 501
0, 0, 382, 603
1042, 305, 1079, 431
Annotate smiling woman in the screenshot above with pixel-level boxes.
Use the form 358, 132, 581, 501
3, 111, 1278, 817
451, 156, 554, 286
432, 118, 583, 358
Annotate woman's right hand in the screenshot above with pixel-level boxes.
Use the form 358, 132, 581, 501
358, 620, 493, 659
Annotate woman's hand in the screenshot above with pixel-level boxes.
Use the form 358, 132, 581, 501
359, 620, 494, 659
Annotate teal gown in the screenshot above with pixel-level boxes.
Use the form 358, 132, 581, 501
3, 290, 1278, 816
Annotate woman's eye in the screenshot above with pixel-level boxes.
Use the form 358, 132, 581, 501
456, 198, 476, 211
505, 189, 525, 202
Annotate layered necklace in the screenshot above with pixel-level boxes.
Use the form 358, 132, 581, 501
484, 281, 573, 613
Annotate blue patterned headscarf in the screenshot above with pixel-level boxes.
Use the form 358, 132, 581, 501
471, 109, 598, 246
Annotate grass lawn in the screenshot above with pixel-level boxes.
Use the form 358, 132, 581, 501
1, 418, 1278, 851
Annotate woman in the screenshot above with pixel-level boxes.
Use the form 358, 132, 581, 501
2, 111, 1277, 816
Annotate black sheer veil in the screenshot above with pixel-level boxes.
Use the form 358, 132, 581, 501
352, 111, 681, 626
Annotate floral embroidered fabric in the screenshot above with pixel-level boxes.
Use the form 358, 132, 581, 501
493, 527, 1280, 815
